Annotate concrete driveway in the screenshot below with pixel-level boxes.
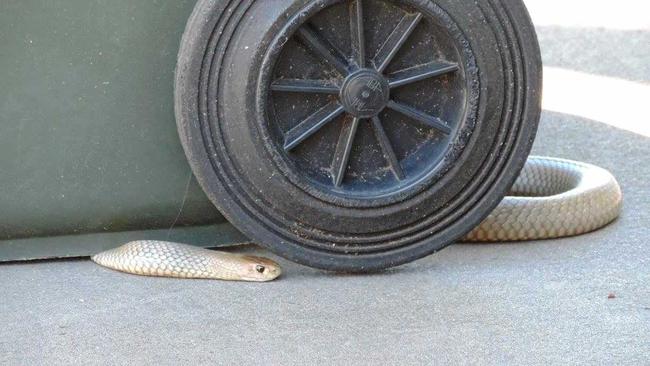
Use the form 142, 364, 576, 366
1, 1, 648, 364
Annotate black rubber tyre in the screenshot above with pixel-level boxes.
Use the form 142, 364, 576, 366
175, 0, 542, 271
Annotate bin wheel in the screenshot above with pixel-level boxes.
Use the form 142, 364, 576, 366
175, 0, 542, 271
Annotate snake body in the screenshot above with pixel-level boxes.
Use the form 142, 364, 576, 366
92, 240, 281, 282
463, 156, 622, 242
92, 157, 621, 281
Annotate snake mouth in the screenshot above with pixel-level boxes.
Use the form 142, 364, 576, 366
241, 269, 282, 282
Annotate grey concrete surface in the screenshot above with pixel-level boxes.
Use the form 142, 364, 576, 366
1, 1, 649, 365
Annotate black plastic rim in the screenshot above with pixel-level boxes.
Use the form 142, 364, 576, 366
261, 0, 479, 204
175, 0, 542, 272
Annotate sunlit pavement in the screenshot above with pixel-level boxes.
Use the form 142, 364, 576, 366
1, 1, 648, 365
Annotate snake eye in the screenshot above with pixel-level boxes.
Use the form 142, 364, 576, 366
255, 265, 266, 274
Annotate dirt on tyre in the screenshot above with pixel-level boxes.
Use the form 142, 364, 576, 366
174, 0, 542, 272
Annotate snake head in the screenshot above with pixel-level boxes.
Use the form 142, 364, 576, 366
240, 256, 282, 282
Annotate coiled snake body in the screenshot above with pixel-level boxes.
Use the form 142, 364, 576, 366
92, 157, 622, 281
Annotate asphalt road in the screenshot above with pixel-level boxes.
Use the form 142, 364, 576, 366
1, 1, 648, 365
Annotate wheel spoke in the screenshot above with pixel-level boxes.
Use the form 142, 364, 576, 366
386, 100, 452, 134
331, 117, 361, 187
349, 0, 366, 68
371, 116, 404, 180
373, 12, 423, 73
296, 25, 350, 75
271, 79, 340, 94
284, 102, 346, 151
388, 62, 459, 88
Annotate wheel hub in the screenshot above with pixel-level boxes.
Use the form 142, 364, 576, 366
340, 69, 390, 118
264, 0, 478, 199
